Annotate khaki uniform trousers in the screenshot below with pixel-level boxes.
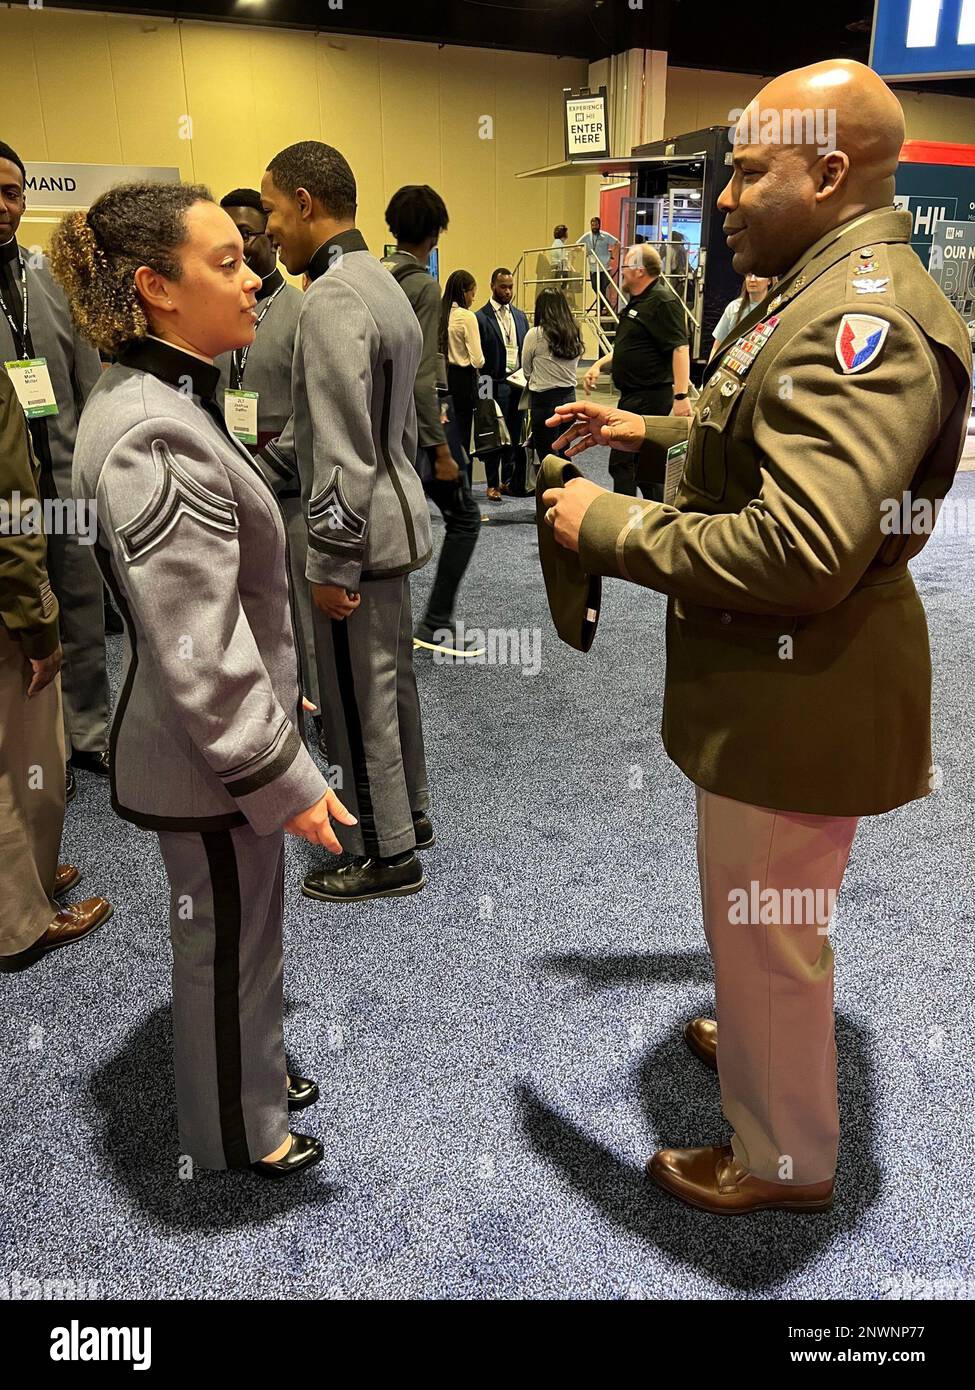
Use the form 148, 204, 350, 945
0, 626, 66, 954
696, 786, 859, 1185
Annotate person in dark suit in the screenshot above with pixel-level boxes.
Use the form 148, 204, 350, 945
475, 268, 530, 498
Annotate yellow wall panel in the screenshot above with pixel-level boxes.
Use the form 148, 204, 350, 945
246, 27, 321, 179
179, 22, 259, 195
379, 39, 443, 208
0, 8, 48, 160
316, 36, 384, 247
30, 10, 121, 163
437, 44, 498, 297
106, 15, 192, 178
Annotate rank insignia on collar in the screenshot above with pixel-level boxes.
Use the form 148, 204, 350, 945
768, 294, 783, 311
835, 313, 889, 374
852, 276, 889, 294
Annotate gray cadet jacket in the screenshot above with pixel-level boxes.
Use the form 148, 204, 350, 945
214, 266, 302, 478
0, 239, 102, 495
290, 230, 432, 589
72, 337, 328, 835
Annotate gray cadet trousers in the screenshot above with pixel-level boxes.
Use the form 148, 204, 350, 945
156, 823, 291, 1170
313, 574, 429, 858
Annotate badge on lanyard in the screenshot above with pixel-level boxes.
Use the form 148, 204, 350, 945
223, 388, 259, 444
4, 358, 59, 418
664, 439, 688, 506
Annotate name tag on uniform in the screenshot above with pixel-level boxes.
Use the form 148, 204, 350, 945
628, 308, 638, 318
4, 358, 59, 419
664, 440, 688, 506
505, 343, 518, 373
223, 388, 259, 445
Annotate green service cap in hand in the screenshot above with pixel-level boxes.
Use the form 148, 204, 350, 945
635, 414, 692, 488
535, 454, 601, 653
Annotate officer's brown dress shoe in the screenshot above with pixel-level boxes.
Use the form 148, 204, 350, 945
485, 487, 502, 501
647, 1143, 834, 1215
35, 898, 113, 953
684, 1017, 718, 1072
53, 864, 81, 899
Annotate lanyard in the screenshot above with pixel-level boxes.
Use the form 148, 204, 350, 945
230, 283, 284, 389
0, 249, 29, 359
494, 304, 513, 345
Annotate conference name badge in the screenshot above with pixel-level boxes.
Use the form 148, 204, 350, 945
505, 343, 518, 373
664, 439, 688, 506
4, 358, 59, 419
223, 388, 259, 445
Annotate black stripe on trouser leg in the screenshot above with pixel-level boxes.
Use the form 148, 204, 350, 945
331, 617, 380, 857
200, 829, 250, 1168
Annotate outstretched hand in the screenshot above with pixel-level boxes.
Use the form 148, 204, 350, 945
546, 400, 648, 458
284, 787, 357, 854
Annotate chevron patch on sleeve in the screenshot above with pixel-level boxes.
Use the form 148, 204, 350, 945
115, 439, 239, 562
307, 465, 367, 544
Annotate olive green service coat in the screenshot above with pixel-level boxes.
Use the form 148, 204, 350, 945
578, 208, 973, 816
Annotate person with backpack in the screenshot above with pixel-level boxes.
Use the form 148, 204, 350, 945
382, 186, 481, 657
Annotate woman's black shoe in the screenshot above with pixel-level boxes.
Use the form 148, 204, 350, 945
250, 1132, 323, 1179
287, 1075, 319, 1111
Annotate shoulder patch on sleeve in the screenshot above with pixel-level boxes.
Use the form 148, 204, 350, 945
834, 313, 890, 374
115, 439, 238, 562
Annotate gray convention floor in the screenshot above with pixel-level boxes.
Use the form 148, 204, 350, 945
1, 452, 972, 1300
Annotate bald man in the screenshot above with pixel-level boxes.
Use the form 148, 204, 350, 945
542, 60, 973, 1214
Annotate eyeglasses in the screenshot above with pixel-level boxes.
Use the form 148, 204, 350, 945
239, 227, 268, 244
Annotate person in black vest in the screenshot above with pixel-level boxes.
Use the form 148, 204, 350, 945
381, 186, 482, 658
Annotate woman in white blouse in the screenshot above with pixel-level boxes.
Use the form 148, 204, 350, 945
439, 270, 483, 483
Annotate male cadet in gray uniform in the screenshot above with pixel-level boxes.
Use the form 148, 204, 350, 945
262, 142, 433, 903
0, 367, 112, 965
0, 142, 109, 800
213, 188, 319, 719
543, 60, 973, 1214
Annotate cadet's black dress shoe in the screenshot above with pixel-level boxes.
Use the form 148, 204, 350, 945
65, 765, 77, 803
302, 852, 425, 903
412, 812, 435, 850
287, 1075, 319, 1111
250, 1132, 324, 1180
71, 749, 110, 776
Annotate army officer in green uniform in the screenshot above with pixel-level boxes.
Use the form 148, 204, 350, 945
542, 59, 973, 1215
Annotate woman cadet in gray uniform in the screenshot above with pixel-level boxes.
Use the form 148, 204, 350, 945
50, 183, 356, 1179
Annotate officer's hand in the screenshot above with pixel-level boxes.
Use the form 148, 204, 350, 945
583, 365, 600, 395
284, 787, 358, 854
547, 401, 647, 458
312, 583, 361, 621
541, 476, 606, 553
672, 397, 693, 418
433, 444, 460, 483
27, 645, 63, 698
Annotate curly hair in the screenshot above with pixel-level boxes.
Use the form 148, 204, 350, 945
49, 181, 212, 354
